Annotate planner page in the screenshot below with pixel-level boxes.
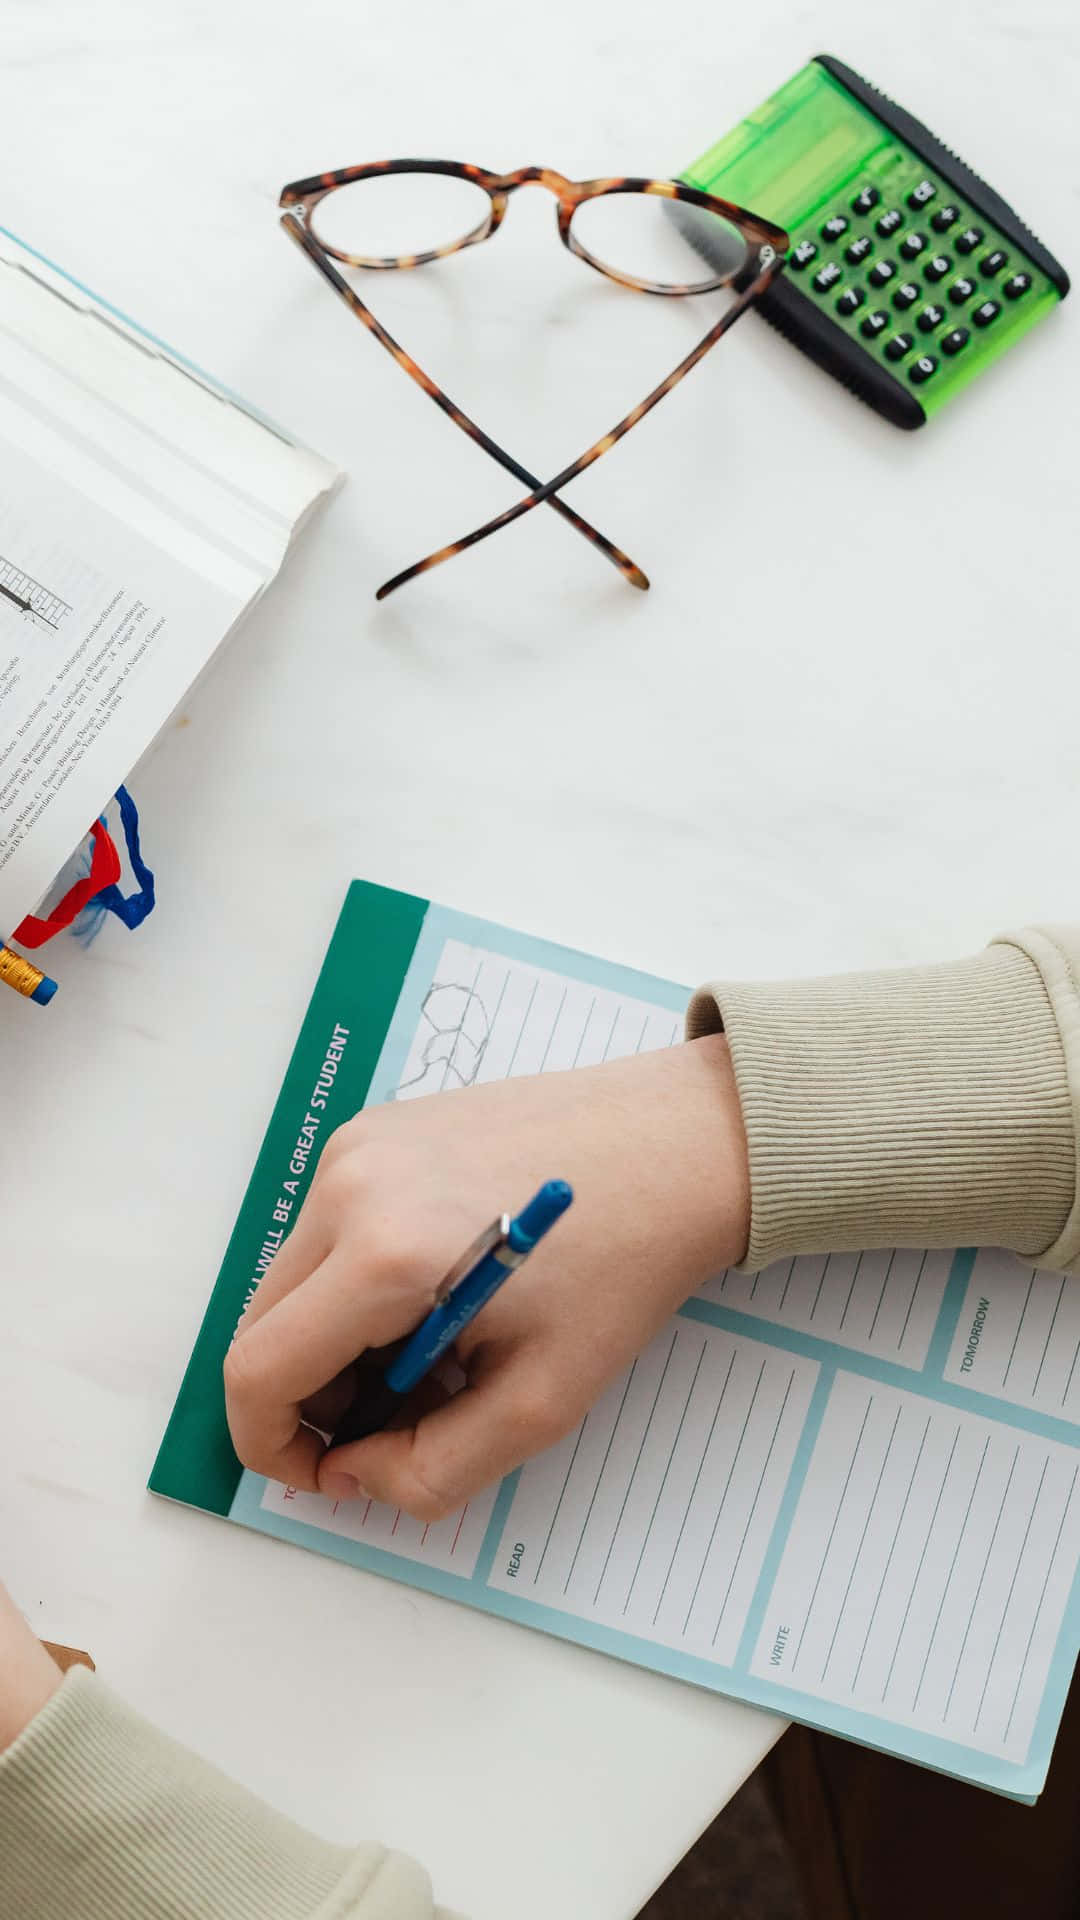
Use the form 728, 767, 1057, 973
154, 882, 1080, 1800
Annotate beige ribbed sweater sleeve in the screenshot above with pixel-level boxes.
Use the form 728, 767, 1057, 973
0, 1668, 459, 1920
687, 925, 1080, 1275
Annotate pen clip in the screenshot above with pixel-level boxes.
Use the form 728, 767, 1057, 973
434, 1214, 511, 1303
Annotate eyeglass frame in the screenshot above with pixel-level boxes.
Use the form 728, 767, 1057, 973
279, 161, 789, 600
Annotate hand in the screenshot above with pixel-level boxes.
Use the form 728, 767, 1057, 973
0, 1586, 62, 1753
225, 1036, 749, 1520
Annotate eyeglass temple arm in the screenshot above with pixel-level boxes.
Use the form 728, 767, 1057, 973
280, 213, 649, 592
375, 255, 784, 602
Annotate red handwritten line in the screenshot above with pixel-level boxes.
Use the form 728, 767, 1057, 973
331, 1501, 340, 1517
421, 1523, 430, 1547
450, 1504, 469, 1555
391, 1508, 401, 1536
362, 1499, 373, 1528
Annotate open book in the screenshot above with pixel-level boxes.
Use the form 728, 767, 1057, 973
0, 224, 338, 931
152, 882, 1080, 1801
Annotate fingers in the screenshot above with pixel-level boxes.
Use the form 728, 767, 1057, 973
225, 1242, 442, 1489
234, 1201, 333, 1333
318, 1353, 567, 1521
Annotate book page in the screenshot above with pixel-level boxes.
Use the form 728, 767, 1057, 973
0, 453, 241, 926
0, 227, 338, 926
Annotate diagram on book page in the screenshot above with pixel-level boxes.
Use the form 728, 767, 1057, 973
0, 460, 236, 929
0, 551, 75, 634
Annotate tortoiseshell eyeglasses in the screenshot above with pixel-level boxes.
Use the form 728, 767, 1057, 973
278, 162, 788, 599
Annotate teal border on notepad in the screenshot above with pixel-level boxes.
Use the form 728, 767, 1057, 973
678, 1281, 1080, 1449
149, 882, 429, 1513
923, 1248, 977, 1380
0, 221, 296, 445
227, 1437, 1075, 1800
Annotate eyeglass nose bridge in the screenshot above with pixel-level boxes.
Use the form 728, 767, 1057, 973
491, 166, 578, 200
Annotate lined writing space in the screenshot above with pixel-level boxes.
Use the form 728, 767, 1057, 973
751, 1373, 1080, 1762
487, 1322, 817, 1664
945, 1250, 1080, 1425
257, 1477, 498, 1579
698, 1250, 950, 1370
393, 938, 682, 1100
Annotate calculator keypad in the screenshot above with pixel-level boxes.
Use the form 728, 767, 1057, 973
786, 160, 1048, 408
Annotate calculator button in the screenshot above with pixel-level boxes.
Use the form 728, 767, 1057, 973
909, 353, 938, 383
916, 303, 945, 333
1004, 271, 1033, 299
981, 249, 1009, 276
835, 287, 865, 316
851, 185, 880, 215
941, 327, 970, 355
821, 214, 848, 241
908, 179, 936, 208
973, 298, 1001, 327
868, 259, 896, 287
899, 231, 927, 260
924, 254, 951, 282
845, 234, 873, 265
812, 261, 842, 292
931, 204, 960, 232
876, 208, 903, 236
860, 309, 889, 338
956, 226, 984, 254
790, 239, 818, 269
884, 332, 913, 361
948, 276, 977, 305
893, 281, 920, 311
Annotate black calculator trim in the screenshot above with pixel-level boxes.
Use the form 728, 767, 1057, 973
754, 276, 925, 428
815, 55, 1069, 297
675, 54, 1069, 429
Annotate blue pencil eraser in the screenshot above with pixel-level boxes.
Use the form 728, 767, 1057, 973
30, 976, 58, 1005
508, 1179, 573, 1251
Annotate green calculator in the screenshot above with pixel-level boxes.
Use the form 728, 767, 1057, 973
677, 55, 1069, 427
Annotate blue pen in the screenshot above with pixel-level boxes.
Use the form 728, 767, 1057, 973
329, 1179, 573, 1451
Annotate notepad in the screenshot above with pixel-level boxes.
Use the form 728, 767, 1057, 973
152, 882, 1080, 1800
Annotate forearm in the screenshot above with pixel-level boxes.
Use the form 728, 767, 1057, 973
0, 1587, 61, 1753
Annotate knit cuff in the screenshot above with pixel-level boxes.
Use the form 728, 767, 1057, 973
687, 940, 1075, 1273
0, 1668, 439, 1920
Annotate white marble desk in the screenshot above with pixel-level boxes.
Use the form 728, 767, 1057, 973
0, 4, 1075, 1916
